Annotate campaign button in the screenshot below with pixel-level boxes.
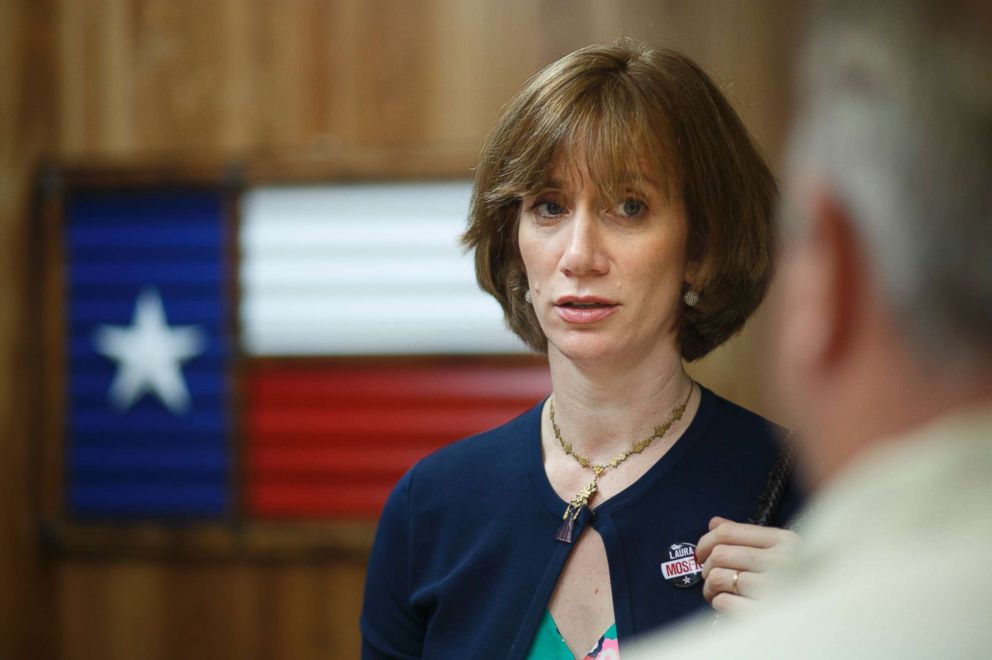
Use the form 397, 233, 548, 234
660, 542, 702, 588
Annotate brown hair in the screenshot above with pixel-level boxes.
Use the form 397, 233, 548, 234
462, 38, 777, 361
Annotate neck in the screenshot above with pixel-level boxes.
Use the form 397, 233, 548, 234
546, 342, 694, 459
800, 327, 992, 490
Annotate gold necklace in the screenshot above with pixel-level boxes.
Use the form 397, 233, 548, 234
550, 382, 694, 543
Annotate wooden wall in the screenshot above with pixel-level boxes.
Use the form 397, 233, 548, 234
1, 1, 805, 658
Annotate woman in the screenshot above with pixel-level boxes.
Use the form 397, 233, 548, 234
361, 39, 803, 660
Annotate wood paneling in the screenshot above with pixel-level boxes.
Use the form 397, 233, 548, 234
1, 1, 60, 659
1, 1, 806, 658
57, 558, 367, 660
55, 0, 802, 180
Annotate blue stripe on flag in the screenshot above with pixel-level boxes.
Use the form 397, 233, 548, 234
69, 262, 225, 288
70, 445, 228, 475
69, 481, 229, 518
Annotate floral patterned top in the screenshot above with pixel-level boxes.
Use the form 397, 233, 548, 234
525, 610, 619, 660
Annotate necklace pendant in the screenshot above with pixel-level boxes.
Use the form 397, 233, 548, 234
555, 478, 598, 544
555, 515, 577, 544
556, 500, 583, 544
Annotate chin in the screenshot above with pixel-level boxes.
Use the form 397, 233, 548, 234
548, 331, 632, 365
546, 323, 678, 369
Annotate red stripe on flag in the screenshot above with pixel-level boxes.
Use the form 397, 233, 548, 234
249, 445, 436, 478
247, 364, 551, 402
246, 405, 535, 441
245, 361, 550, 518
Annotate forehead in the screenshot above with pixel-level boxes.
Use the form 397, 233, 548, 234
546, 157, 661, 189
536, 142, 675, 199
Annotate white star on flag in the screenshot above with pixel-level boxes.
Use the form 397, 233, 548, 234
94, 288, 206, 414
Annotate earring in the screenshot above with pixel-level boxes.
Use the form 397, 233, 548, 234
524, 290, 533, 304
683, 289, 700, 307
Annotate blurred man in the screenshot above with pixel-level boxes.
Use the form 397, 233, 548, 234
628, 0, 992, 657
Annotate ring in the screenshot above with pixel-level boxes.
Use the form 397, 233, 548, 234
732, 570, 740, 596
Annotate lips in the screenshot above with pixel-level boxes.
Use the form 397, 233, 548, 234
554, 296, 619, 324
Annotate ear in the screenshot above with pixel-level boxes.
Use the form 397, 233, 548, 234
684, 256, 710, 291
775, 184, 864, 383
809, 188, 864, 367
684, 260, 699, 288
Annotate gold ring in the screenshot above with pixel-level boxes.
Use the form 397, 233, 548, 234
732, 570, 740, 596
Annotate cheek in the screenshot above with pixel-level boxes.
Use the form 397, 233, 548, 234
617, 242, 687, 340
634, 237, 688, 299
772, 251, 826, 403
517, 225, 560, 290
516, 224, 539, 280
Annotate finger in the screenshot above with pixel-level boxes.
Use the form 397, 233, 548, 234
711, 592, 761, 618
698, 520, 767, 564
697, 521, 798, 564
702, 567, 741, 603
699, 520, 795, 557
703, 567, 770, 603
701, 544, 774, 578
708, 516, 730, 530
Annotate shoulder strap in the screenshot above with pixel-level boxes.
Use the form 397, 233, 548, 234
748, 432, 797, 527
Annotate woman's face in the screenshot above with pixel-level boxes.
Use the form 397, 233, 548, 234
517, 158, 692, 366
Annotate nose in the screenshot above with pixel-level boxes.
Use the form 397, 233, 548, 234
560, 206, 609, 277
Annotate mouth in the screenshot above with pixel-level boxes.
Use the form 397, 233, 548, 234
553, 296, 620, 324
554, 296, 618, 308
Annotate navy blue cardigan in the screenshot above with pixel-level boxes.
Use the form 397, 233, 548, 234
361, 385, 803, 659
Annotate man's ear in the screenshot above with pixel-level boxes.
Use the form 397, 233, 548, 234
810, 189, 864, 367
777, 186, 864, 379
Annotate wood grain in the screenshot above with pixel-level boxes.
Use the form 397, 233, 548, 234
1, 1, 60, 659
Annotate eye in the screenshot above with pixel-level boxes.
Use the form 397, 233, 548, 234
531, 200, 567, 218
616, 198, 647, 217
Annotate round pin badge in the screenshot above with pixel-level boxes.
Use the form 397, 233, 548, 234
660, 542, 703, 588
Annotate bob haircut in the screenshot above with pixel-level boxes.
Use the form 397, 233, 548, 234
463, 38, 777, 361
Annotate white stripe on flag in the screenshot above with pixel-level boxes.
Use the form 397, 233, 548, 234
240, 182, 528, 355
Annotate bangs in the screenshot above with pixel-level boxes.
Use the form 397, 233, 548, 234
485, 71, 680, 208
551, 108, 679, 203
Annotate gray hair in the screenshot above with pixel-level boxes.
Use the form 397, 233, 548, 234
787, 0, 992, 370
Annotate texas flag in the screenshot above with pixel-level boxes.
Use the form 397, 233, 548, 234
63, 181, 549, 520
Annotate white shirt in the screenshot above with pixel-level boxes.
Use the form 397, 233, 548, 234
626, 405, 992, 660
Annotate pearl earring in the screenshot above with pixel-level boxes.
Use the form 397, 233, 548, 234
524, 290, 533, 304
683, 289, 700, 307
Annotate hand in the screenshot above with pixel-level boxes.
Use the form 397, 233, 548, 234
696, 516, 800, 617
